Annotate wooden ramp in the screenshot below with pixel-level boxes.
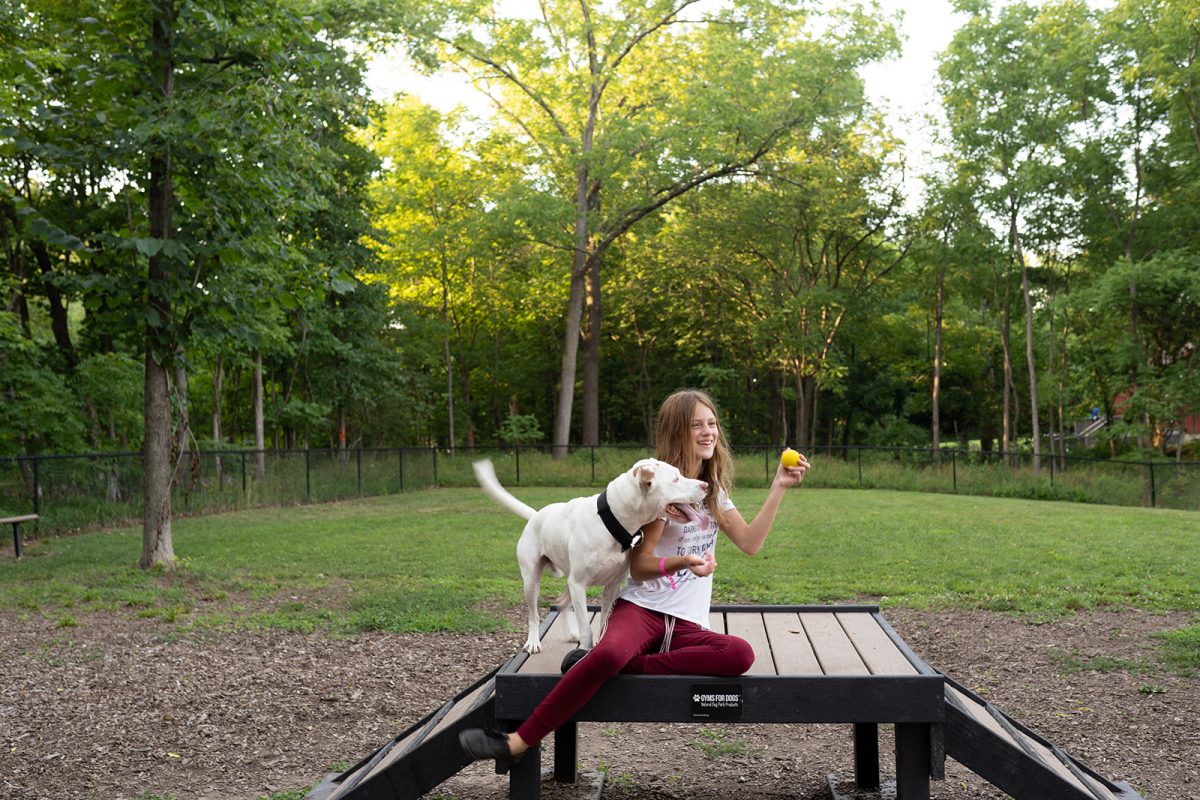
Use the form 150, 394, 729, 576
305, 659, 516, 800
305, 605, 1144, 800
943, 674, 1143, 800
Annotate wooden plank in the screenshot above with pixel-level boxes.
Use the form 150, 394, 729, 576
837, 612, 917, 675
0, 514, 37, 525
724, 612, 776, 675
357, 680, 494, 785
762, 613, 822, 675
947, 686, 1020, 749
1007, 714, 1110, 798
800, 612, 868, 675
519, 611, 595, 675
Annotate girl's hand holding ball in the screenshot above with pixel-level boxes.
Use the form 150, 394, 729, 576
778, 447, 809, 487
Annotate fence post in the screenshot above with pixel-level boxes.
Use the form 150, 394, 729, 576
591, 447, 596, 485
857, 448, 863, 486
399, 448, 405, 492
516, 444, 521, 485
951, 449, 957, 493
356, 447, 362, 497
433, 446, 438, 485
241, 451, 247, 496
305, 449, 311, 501
1148, 462, 1156, 508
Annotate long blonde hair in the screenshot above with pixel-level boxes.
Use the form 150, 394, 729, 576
654, 389, 734, 526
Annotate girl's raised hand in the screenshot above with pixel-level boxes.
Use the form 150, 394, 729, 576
774, 452, 809, 488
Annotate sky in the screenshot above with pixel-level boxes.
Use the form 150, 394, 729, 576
364, 0, 967, 191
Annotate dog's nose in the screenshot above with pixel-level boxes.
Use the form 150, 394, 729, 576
699, 481, 709, 493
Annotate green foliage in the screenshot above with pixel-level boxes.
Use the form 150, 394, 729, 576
863, 415, 929, 448
73, 352, 143, 449
0, 312, 86, 454
498, 414, 544, 445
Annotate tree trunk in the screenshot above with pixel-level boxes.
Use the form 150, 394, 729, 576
30, 241, 76, 370
769, 370, 783, 446
552, 70, 600, 459
808, 382, 820, 451
212, 355, 223, 446
139, 4, 176, 568
139, 6, 176, 571
253, 352, 265, 481
551, 158, 592, 457
932, 260, 945, 454
441, 250, 455, 453
174, 351, 190, 458
1013, 221, 1041, 472
141, 349, 175, 569
213, 354, 223, 486
582, 247, 601, 447
795, 372, 814, 450
1001, 269, 1014, 462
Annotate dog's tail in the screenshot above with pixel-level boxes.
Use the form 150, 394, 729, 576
472, 459, 537, 521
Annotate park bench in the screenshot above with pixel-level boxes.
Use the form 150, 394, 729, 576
0, 514, 37, 558
308, 604, 1144, 800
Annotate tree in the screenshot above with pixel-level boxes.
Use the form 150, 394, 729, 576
939, 0, 1101, 468
648, 108, 912, 449
400, 0, 900, 452
0, 1, 379, 567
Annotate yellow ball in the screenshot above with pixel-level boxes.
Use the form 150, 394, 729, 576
780, 448, 801, 468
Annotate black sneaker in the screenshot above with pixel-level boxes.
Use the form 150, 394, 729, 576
458, 727, 520, 771
560, 648, 588, 674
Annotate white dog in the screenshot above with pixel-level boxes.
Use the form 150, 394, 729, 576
473, 458, 708, 654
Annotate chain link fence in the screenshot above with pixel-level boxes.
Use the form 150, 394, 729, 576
1, 445, 1196, 542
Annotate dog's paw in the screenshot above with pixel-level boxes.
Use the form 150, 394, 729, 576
523, 640, 543, 654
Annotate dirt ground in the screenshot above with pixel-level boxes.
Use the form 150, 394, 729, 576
2, 605, 1197, 800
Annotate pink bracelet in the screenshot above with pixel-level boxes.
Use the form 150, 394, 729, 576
659, 557, 677, 590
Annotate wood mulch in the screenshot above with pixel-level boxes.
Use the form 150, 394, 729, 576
1, 607, 1197, 800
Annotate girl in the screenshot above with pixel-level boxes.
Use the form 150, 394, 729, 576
459, 388, 809, 766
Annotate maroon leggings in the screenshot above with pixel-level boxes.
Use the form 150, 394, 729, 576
516, 598, 754, 746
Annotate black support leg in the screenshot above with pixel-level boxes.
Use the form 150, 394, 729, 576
554, 721, 577, 783
508, 742, 541, 800
853, 723, 880, 789
895, 723, 930, 800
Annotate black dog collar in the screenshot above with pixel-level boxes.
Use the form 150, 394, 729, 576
596, 491, 644, 552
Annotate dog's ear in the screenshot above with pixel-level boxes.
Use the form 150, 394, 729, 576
636, 464, 656, 490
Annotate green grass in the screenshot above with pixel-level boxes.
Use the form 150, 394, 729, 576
689, 728, 760, 760
2, 487, 1198, 639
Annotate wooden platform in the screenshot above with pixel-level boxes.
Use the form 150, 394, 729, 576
495, 605, 945, 799
307, 604, 1144, 800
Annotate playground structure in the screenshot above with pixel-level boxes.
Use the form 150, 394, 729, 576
306, 605, 1144, 800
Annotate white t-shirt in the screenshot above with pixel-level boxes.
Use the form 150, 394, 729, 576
618, 491, 736, 629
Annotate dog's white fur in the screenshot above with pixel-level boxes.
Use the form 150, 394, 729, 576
473, 458, 708, 654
